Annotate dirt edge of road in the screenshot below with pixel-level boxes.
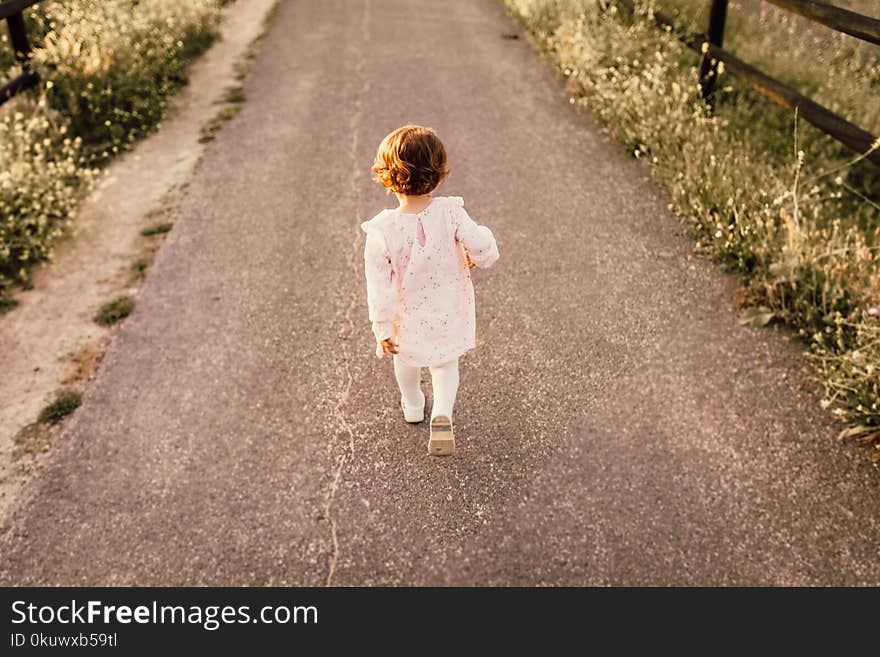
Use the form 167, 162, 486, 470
0, 0, 281, 527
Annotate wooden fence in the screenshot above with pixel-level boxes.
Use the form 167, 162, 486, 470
3, 0, 878, 166
615, 0, 880, 166
0, 0, 40, 106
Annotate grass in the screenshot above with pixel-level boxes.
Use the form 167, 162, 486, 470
199, 105, 242, 143
95, 296, 134, 325
131, 258, 150, 273
12, 422, 51, 460
234, 0, 282, 81
505, 0, 880, 453
260, 0, 284, 42
0, 0, 224, 300
26, 1, 222, 165
37, 389, 82, 424
653, 0, 879, 135
141, 222, 174, 236
13, 388, 82, 459
0, 297, 19, 314
200, 0, 282, 143
224, 86, 247, 103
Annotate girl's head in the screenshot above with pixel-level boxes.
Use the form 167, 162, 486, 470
372, 124, 449, 196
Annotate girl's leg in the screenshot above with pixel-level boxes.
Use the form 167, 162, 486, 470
393, 356, 423, 408
429, 358, 460, 421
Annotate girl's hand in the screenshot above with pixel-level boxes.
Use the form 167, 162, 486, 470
379, 337, 399, 356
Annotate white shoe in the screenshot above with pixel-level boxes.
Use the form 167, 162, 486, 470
401, 391, 425, 423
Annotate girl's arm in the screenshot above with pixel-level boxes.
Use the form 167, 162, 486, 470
363, 228, 397, 344
453, 201, 499, 268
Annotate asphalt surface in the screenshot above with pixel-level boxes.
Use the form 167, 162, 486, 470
2, 0, 879, 586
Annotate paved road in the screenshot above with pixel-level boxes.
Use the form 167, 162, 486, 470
2, 0, 879, 585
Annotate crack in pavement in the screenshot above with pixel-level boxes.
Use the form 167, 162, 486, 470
323, 0, 372, 588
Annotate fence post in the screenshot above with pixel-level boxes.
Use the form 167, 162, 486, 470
1, 6, 40, 105
699, 0, 729, 102
6, 11, 33, 64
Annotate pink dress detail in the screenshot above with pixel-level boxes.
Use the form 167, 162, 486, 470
361, 195, 499, 367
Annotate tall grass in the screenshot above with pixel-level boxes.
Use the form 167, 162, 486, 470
656, 0, 879, 134
505, 0, 880, 444
0, 0, 223, 294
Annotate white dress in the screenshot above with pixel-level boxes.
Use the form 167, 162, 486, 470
361, 195, 499, 367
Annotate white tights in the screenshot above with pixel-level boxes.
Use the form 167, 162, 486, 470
393, 356, 460, 421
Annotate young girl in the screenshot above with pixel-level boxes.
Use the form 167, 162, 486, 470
361, 124, 499, 456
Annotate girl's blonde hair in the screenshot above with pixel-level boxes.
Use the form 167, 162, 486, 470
372, 124, 449, 196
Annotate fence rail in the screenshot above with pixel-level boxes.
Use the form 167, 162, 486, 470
615, 0, 880, 166
1, 0, 41, 106
764, 0, 880, 45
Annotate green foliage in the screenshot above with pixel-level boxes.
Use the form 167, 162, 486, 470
224, 86, 247, 103
506, 0, 880, 429
654, 0, 879, 136
37, 389, 82, 424
28, 1, 221, 163
0, 101, 96, 292
0, 1, 224, 298
95, 295, 134, 325
0, 296, 20, 314
13, 388, 83, 457
131, 257, 150, 273
141, 222, 173, 236
199, 105, 241, 143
